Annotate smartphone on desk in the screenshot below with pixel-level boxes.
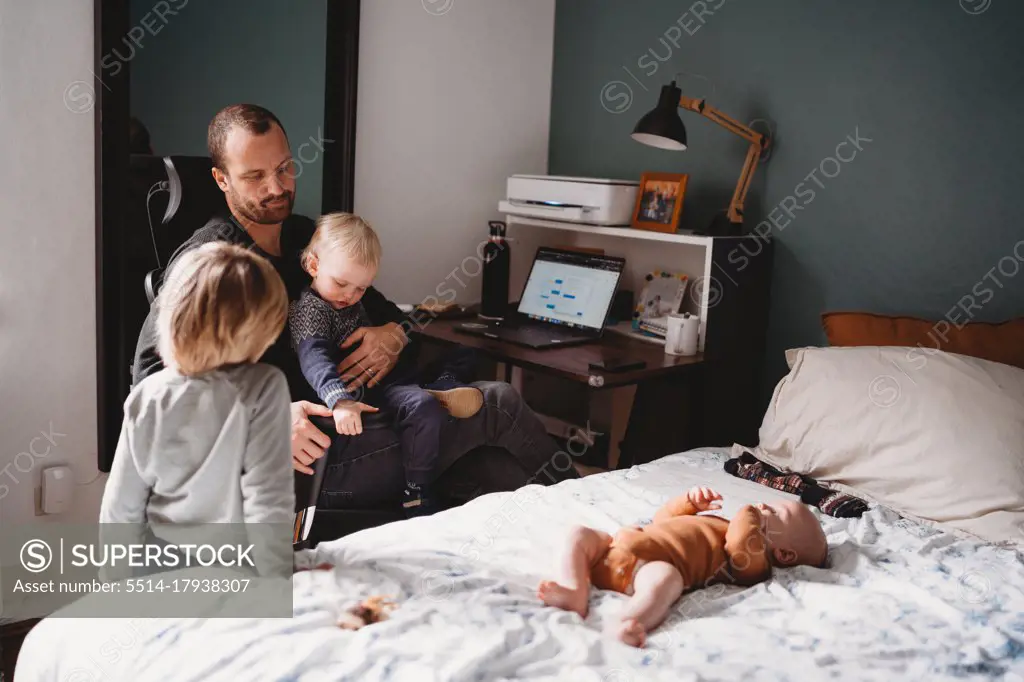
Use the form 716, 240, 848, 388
588, 357, 647, 373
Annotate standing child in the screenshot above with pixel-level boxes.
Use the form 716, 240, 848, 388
288, 212, 483, 517
100, 243, 295, 540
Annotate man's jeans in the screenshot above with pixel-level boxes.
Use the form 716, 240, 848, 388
317, 382, 578, 509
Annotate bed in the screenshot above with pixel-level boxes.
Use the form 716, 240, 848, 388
16, 446, 1024, 681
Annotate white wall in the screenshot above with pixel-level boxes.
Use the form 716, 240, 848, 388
354, 0, 556, 305
0, 0, 106, 525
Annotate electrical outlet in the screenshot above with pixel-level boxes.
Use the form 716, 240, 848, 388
34, 465, 75, 515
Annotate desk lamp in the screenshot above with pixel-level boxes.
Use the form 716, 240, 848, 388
632, 80, 770, 236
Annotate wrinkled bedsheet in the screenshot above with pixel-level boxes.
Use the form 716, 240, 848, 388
17, 449, 1024, 681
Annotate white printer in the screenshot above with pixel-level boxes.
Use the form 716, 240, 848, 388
498, 174, 639, 226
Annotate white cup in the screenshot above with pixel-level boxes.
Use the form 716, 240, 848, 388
664, 313, 699, 356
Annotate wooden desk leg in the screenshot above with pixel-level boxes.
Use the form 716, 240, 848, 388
509, 365, 523, 392
591, 385, 637, 470
494, 362, 514, 384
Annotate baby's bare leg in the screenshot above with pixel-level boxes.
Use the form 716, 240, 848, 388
537, 525, 612, 618
611, 561, 685, 647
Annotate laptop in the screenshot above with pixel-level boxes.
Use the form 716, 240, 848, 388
456, 247, 625, 349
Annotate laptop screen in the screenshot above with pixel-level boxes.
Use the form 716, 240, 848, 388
517, 248, 624, 331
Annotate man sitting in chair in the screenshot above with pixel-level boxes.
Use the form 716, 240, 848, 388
131, 103, 577, 525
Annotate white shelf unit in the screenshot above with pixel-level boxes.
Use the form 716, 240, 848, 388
504, 215, 717, 246
503, 215, 720, 352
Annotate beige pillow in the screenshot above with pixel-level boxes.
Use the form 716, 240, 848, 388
749, 346, 1024, 544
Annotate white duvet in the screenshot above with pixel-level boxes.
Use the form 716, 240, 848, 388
16, 449, 1024, 681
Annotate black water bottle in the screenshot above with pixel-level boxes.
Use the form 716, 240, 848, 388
480, 221, 511, 320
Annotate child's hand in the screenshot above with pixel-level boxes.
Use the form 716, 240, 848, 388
686, 486, 723, 512
333, 401, 380, 436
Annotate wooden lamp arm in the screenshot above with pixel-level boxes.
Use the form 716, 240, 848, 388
679, 96, 764, 145
729, 144, 762, 223
679, 96, 769, 224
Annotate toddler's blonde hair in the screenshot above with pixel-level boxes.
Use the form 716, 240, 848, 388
301, 212, 382, 272
156, 242, 288, 376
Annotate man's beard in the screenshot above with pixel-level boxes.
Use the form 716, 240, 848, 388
230, 187, 295, 225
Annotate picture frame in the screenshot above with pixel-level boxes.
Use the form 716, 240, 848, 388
632, 270, 689, 337
631, 172, 689, 234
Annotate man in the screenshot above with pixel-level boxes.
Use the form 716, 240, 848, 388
132, 103, 577, 515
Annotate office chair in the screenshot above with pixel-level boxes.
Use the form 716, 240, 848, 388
137, 154, 229, 302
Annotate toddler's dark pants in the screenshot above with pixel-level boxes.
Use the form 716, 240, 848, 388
377, 382, 448, 487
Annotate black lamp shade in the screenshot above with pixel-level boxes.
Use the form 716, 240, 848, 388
631, 81, 687, 151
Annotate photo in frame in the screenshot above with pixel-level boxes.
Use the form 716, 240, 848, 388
631, 172, 689, 234
632, 270, 689, 337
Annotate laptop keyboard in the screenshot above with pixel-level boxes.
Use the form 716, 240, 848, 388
508, 324, 584, 342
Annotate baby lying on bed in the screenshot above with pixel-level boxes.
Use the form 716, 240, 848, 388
538, 486, 828, 647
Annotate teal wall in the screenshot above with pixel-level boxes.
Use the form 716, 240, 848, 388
551, 0, 1024, 392
129, 0, 328, 218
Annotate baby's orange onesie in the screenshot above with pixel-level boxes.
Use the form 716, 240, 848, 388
591, 496, 771, 594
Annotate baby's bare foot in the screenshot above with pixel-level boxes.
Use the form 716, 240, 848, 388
613, 618, 647, 648
537, 580, 588, 618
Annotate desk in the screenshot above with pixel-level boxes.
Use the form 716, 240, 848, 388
412, 319, 706, 469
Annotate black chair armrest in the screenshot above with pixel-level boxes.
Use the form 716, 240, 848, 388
144, 268, 164, 305
293, 443, 329, 549
292, 411, 395, 549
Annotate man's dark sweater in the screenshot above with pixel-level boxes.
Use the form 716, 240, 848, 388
131, 213, 410, 403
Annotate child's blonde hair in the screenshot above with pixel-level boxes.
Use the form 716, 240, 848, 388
156, 242, 288, 376
301, 212, 382, 272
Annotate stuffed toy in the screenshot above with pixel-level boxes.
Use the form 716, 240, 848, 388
337, 595, 398, 631
294, 562, 398, 631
